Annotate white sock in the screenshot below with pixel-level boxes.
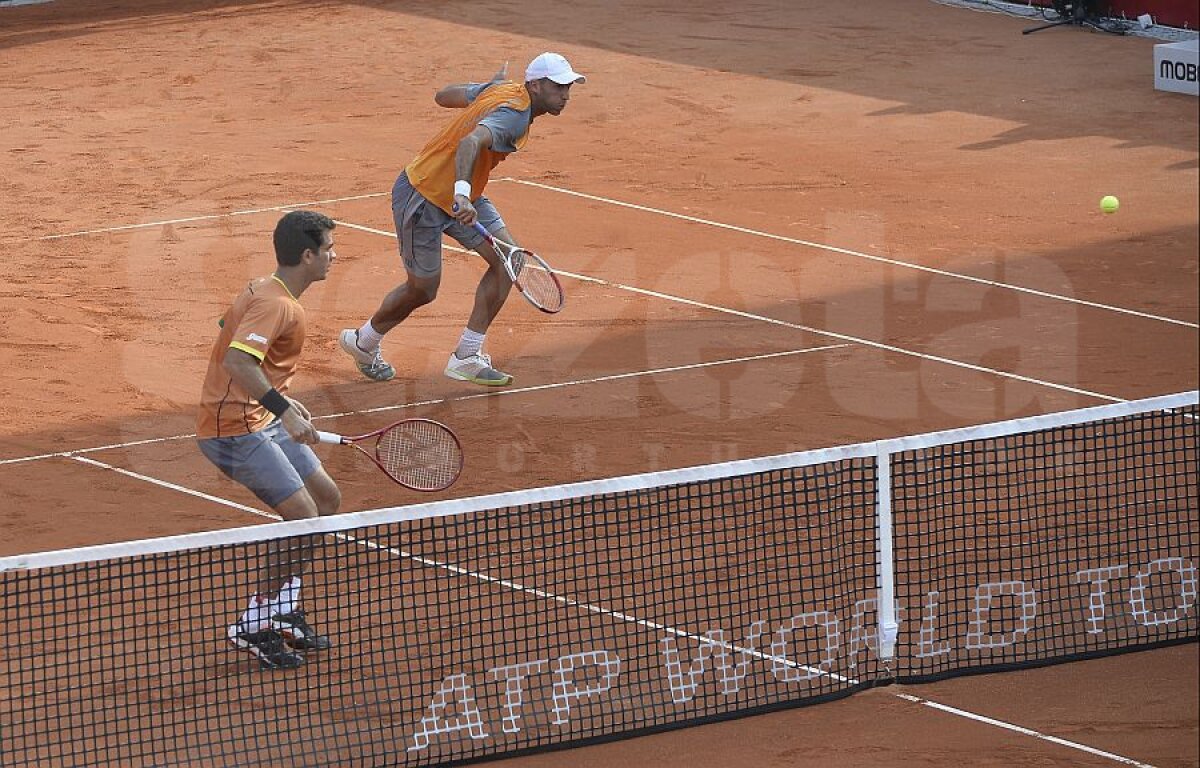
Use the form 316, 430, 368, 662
276, 576, 302, 617
356, 321, 384, 352
236, 594, 271, 634
455, 329, 486, 359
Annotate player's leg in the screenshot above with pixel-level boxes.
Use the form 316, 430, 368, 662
465, 224, 514, 331
339, 172, 444, 382
198, 425, 314, 668
364, 271, 441, 336
263, 435, 339, 652
443, 196, 515, 387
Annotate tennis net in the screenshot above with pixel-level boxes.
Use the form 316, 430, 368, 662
1, 391, 1196, 767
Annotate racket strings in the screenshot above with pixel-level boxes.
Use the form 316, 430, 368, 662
513, 250, 564, 311
376, 421, 461, 491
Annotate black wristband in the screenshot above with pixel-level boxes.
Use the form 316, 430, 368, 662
259, 388, 291, 417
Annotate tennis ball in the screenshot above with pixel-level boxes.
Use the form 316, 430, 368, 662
1100, 195, 1120, 214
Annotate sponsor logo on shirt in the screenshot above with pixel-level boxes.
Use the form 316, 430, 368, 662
246, 333, 269, 344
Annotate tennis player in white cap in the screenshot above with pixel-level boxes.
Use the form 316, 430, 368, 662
339, 52, 586, 387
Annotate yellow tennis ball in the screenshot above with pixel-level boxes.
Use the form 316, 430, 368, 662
1100, 195, 1120, 214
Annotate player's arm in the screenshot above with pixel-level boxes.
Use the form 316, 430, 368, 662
433, 83, 474, 109
451, 124, 495, 226
222, 348, 318, 444
434, 61, 509, 108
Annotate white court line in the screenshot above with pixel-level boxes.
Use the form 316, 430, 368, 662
894, 693, 1158, 768
28, 192, 387, 242
0, 433, 195, 467
0, 346, 840, 466
326, 345, 849, 418
501, 178, 1199, 331
70, 455, 277, 522
337, 218, 1124, 404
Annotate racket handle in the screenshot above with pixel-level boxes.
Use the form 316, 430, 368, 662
316, 431, 344, 445
451, 203, 491, 240
471, 221, 490, 237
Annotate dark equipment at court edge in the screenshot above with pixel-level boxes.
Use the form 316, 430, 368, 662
1022, 0, 1126, 35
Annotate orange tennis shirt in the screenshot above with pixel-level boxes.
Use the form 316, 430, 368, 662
196, 275, 306, 438
405, 81, 531, 214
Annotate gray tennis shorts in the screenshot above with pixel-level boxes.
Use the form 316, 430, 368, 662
391, 171, 506, 278
197, 420, 321, 508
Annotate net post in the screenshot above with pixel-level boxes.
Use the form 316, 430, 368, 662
875, 445, 899, 667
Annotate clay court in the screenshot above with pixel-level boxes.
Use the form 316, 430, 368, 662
1, 0, 1197, 766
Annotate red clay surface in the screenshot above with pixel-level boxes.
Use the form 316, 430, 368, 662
1, 0, 1197, 766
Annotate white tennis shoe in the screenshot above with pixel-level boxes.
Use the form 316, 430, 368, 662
444, 351, 513, 387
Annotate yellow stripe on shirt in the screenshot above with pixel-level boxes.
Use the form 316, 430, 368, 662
228, 341, 266, 360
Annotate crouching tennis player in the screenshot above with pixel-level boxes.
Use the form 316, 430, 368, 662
197, 210, 341, 669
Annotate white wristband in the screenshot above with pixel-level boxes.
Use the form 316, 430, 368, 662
453, 180, 471, 199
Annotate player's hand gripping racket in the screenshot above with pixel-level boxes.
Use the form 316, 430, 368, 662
470, 221, 565, 314
318, 419, 464, 492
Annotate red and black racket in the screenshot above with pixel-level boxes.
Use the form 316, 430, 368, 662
318, 419, 463, 491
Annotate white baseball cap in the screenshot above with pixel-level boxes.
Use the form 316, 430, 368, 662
525, 52, 586, 85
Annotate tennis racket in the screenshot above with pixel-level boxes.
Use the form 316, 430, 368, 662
470, 221, 565, 314
317, 419, 464, 492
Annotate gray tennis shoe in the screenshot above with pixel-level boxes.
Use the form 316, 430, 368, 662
339, 329, 395, 382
